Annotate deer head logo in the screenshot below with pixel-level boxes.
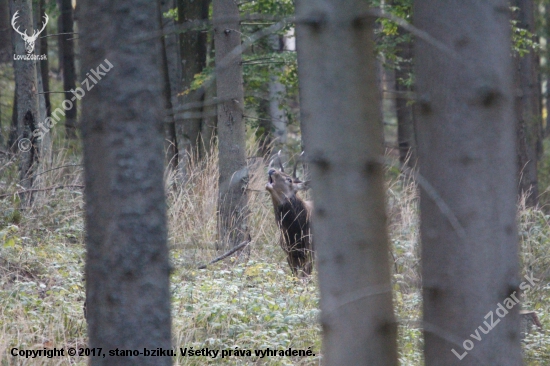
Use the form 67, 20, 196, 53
12, 11, 48, 54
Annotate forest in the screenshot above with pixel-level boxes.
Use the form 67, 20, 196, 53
1, 0, 550, 365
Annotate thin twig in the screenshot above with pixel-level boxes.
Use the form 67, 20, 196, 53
0, 185, 84, 199
40, 32, 78, 38
20, 164, 83, 184
198, 241, 250, 269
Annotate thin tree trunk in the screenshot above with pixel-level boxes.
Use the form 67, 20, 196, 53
9, 90, 18, 151
213, 0, 249, 249
513, 0, 542, 207
11, 0, 40, 196
296, 1, 398, 365
395, 37, 416, 167
35, 48, 51, 166
0, 89, 3, 148
257, 96, 271, 156
0, 0, 11, 63
38, 0, 50, 119
546, 3, 550, 138
414, 1, 522, 364
159, 0, 181, 112
177, 0, 209, 163
57, 0, 77, 139
268, 34, 287, 156
158, 0, 178, 171
199, 26, 217, 159
79, 1, 171, 363
200, 68, 217, 158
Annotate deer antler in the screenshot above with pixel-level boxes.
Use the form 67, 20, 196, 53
292, 151, 304, 179
11, 11, 28, 38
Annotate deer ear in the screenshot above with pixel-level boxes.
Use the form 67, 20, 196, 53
294, 180, 310, 191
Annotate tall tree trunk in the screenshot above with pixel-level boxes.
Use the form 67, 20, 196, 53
79, 1, 172, 363
11, 0, 40, 196
9, 90, 18, 151
513, 0, 542, 207
296, 1, 398, 365
213, 0, 249, 249
414, 1, 521, 364
159, 0, 181, 110
199, 27, 217, 159
38, 0, 50, 119
158, 0, 179, 171
35, 0, 51, 165
200, 71, 217, 158
0, 0, 11, 63
177, 0, 209, 164
395, 37, 416, 167
268, 34, 288, 156
57, 0, 77, 139
546, 3, 550, 138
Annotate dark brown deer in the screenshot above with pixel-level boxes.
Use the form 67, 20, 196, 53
266, 152, 314, 277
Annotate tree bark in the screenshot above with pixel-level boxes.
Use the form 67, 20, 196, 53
414, 1, 522, 364
268, 34, 288, 156
0, 0, 11, 63
57, 0, 77, 139
513, 0, 542, 207
11, 0, 40, 195
213, 0, 250, 249
296, 1, 398, 365
395, 37, 416, 167
9, 90, 18, 151
177, 0, 209, 163
158, 0, 179, 171
38, 0, 50, 119
35, 0, 51, 164
79, 1, 172, 363
200, 70, 217, 157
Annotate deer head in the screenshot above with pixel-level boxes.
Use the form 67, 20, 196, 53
12, 11, 49, 54
266, 151, 309, 207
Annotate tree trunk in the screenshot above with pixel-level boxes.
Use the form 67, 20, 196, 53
213, 0, 249, 249
35, 51, 51, 165
513, 0, 542, 207
57, 0, 77, 139
546, 3, 550, 138
200, 72, 217, 158
11, 0, 40, 195
414, 1, 522, 364
160, 0, 181, 110
268, 34, 288, 156
177, 0, 209, 163
158, 0, 178, 171
0, 0, 11, 63
79, 1, 172, 363
35, 0, 51, 164
9, 90, 18, 151
295, 1, 398, 365
38, 0, 50, 119
395, 37, 416, 167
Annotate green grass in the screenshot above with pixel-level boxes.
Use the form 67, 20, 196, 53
1, 138, 550, 365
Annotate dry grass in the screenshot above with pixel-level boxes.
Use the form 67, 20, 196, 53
1, 139, 549, 365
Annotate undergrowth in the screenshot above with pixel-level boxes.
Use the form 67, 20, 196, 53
0, 139, 549, 365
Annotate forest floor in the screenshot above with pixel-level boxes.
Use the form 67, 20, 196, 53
0, 137, 550, 365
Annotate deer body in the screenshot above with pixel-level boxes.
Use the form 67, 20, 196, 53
266, 157, 314, 277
